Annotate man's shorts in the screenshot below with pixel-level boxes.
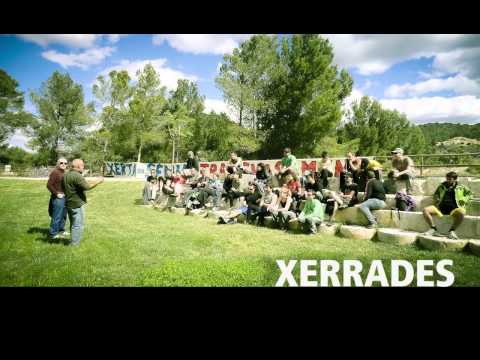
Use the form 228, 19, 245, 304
424, 205, 466, 217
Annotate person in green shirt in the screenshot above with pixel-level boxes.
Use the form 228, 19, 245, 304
280, 147, 300, 182
63, 159, 104, 246
297, 190, 325, 234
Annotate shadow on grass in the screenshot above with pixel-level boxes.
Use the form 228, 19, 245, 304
27, 227, 67, 245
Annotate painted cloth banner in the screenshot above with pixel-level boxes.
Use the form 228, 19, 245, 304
104, 158, 353, 179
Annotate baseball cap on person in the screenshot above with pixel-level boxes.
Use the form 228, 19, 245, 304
391, 148, 404, 155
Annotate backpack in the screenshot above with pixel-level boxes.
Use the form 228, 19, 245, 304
395, 192, 416, 212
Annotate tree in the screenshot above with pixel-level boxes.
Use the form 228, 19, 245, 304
28, 71, 94, 164
0, 69, 33, 145
165, 79, 205, 163
192, 112, 262, 161
258, 34, 353, 157
215, 34, 278, 129
93, 70, 134, 161
128, 64, 168, 162
338, 95, 426, 156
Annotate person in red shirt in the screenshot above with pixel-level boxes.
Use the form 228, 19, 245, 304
46, 158, 68, 239
284, 174, 300, 195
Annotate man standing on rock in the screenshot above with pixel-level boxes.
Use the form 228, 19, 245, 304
47, 157, 69, 240
63, 159, 104, 246
422, 171, 473, 240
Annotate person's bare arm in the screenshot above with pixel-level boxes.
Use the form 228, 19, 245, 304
88, 177, 104, 190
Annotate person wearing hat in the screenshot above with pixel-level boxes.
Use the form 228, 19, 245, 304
391, 148, 415, 194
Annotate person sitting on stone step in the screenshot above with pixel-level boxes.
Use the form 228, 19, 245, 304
318, 151, 333, 189
143, 175, 157, 205
297, 190, 325, 235
383, 171, 398, 195
271, 186, 295, 230
341, 173, 359, 207
254, 162, 270, 194
422, 171, 473, 240
228, 151, 245, 176
245, 183, 262, 224
279, 147, 300, 182
197, 172, 223, 210
217, 196, 248, 225
255, 184, 278, 227
222, 166, 242, 208
321, 189, 345, 224
304, 171, 323, 200
361, 157, 383, 181
391, 148, 415, 195
356, 171, 387, 228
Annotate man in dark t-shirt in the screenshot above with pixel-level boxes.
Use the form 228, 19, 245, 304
356, 171, 387, 228
63, 159, 104, 246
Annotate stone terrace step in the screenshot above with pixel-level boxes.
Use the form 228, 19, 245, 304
334, 207, 480, 240
417, 235, 469, 251
162, 204, 480, 256
356, 193, 480, 216
376, 228, 419, 246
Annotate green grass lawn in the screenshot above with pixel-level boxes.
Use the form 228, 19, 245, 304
1, 178, 479, 286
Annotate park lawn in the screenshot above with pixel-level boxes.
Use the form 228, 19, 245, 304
0, 178, 480, 287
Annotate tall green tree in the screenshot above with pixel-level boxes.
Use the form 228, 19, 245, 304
0, 69, 33, 145
165, 79, 205, 163
259, 34, 353, 157
127, 64, 167, 162
216, 34, 278, 129
28, 71, 94, 164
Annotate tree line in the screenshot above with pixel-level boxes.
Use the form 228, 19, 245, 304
1, 34, 435, 173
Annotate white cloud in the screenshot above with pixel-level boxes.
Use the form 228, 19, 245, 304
380, 95, 480, 124
42, 47, 115, 70
323, 34, 480, 75
17, 34, 127, 48
106, 34, 126, 43
153, 34, 253, 55
98, 58, 198, 91
385, 75, 480, 98
203, 99, 237, 120
433, 47, 480, 79
8, 130, 32, 152
17, 34, 99, 48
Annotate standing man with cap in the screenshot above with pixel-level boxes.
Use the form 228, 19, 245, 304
63, 159, 104, 246
391, 148, 415, 195
47, 157, 69, 240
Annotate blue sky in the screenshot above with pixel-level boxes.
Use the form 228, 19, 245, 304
2, 34, 480, 150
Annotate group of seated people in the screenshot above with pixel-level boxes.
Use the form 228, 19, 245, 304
142, 147, 474, 239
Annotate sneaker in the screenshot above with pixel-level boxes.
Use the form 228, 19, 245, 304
62, 231, 70, 237
423, 228, 436, 236
51, 234, 62, 240
447, 230, 459, 240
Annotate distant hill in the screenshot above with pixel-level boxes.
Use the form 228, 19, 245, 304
436, 137, 480, 147
419, 123, 480, 146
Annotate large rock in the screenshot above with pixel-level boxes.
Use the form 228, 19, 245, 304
376, 228, 418, 245
339, 225, 377, 240
468, 240, 480, 257
318, 224, 338, 236
417, 235, 469, 251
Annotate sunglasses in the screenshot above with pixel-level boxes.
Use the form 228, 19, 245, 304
59, 162, 67, 165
